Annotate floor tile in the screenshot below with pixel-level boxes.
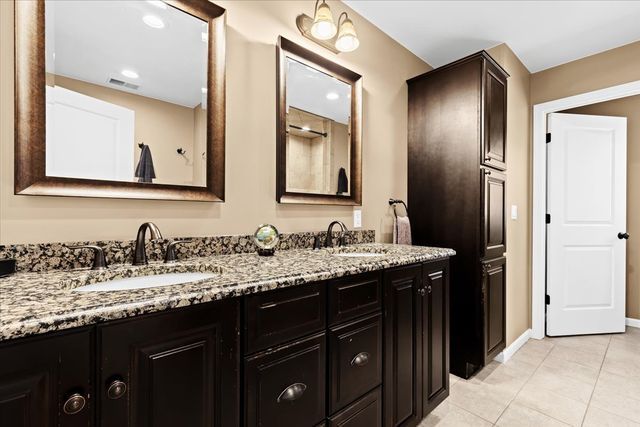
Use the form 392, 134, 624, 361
419, 401, 493, 427
590, 371, 640, 422
583, 406, 640, 427
538, 353, 600, 386
496, 402, 570, 426
601, 345, 640, 379
525, 367, 595, 403
514, 382, 587, 426
448, 379, 511, 423
545, 344, 605, 370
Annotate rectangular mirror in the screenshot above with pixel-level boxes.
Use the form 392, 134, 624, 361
277, 37, 362, 205
15, 0, 226, 201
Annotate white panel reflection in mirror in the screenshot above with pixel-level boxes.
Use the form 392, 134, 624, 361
285, 58, 351, 196
44, 0, 208, 186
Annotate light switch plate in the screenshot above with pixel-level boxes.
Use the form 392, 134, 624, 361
511, 205, 518, 220
353, 209, 362, 228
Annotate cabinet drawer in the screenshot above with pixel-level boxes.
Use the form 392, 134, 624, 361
245, 333, 326, 427
329, 313, 382, 413
328, 387, 381, 427
328, 272, 381, 325
245, 283, 326, 354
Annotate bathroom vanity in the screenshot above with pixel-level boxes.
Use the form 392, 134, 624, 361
0, 243, 453, 427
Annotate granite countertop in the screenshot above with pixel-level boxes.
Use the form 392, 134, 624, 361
0, 243, 455, 342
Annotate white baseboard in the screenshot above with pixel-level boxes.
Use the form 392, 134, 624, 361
626, 318, 640, 329
494, 329, 532, 363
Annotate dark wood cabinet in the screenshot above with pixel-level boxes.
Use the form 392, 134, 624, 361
408, 50, 508, 378
98, 300, 239, 427
328, 387, 382, 427
482, 257, 507, 363
382, 265, 422, 427
0, 329, 93, 427
328, 272, 381, 325
382, 260, 450, 427
244, 333, 326, 427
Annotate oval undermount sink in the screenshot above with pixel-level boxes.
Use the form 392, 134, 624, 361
332, 252, 386, 258
73, 272, 218, 292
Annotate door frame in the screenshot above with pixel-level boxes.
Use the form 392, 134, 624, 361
532, 80, 640, 339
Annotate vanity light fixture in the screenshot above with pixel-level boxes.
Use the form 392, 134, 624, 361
121, 69, 139, 79
143, 14, 165, 29
326, 92, 339, 100
296, 1, 360, 54
146, 0, 167, 10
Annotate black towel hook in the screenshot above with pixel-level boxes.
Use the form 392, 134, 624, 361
138, 142, 145, 148
177, 148, 186, 155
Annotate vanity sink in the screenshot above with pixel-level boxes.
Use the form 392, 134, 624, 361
73, 272, 218, 292
332, 252, 386, 258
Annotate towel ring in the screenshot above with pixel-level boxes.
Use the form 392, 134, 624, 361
388, 198, 408, 218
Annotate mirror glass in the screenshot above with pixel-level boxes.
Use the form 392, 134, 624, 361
44, 0, 208, 187
285, 58, 351, 196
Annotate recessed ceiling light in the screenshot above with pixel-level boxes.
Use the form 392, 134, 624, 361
146, 0, 167, 9
326, 92, 339, 100
201, 88, 207, 94
143, 15, 165, 29
121, 69, 139, 79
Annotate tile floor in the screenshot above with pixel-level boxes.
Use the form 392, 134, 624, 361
420, 327, 640, 426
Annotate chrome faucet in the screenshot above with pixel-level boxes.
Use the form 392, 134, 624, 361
325, 220, 348, 248
133, 222, 163, 265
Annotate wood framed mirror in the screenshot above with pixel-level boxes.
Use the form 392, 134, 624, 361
14, 0, 226, 201
276, 37, 362, 205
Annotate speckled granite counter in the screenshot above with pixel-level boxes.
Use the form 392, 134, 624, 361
0, 243, 454, 342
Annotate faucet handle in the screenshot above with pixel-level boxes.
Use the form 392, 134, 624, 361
164, 239, 192, 263
313, 236, 322, 250
68, 245, 108, 270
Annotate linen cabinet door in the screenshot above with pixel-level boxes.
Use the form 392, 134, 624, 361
482, 257, 506, 363
421, 260, 450, 416
0, 329, 93, 427
383, 265, 422, 427
98, 300, 240, 427
482, 64, 507, 171
482, 168, 506, 260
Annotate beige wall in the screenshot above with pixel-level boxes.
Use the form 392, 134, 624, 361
51, 74, 203, 186
0, 0, 429, 244
531, 40, 640, 105
563, 96, 640, 319
487, 44, 533, 346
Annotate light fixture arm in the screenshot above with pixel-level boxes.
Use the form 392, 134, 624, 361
337, 12, 349, 27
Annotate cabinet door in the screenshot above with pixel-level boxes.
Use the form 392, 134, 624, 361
421, 260, 450, 416
245, 333, 326, 427
383, 265, 422, 427
482, 65, 507, 171
328, 387, 381, 427
0, 329, 93, 427
482, 168, 506, 260
98, 300, 239, 427
482, 257, 506, 363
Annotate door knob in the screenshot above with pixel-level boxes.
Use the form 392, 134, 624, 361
618, 232, 630, 240
63, 393, 86, 415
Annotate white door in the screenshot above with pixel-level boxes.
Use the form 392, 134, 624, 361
547, 113, 627, 336
46, 85, 135, 182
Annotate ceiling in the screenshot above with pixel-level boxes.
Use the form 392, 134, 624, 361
344, 1, 640, 73
45, 0, 208, 108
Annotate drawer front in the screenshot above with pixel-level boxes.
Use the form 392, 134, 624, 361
328, 272, 381, 325
245, 283, 326, 354
328, 387, 381, 427
245, 333, 326, 427
329, 313, 382, 413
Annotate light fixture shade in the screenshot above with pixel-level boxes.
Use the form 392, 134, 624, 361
311, 1, 337, 40
335, 16, 359, 52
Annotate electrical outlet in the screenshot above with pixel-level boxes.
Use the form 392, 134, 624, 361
511, 205, 518, 220
353, 209, 362, 228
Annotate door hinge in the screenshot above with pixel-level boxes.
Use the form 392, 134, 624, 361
545, 294, 551, 305
546, 133, 551, 143
546, 214, 551, 224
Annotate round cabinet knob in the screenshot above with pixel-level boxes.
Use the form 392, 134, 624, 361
277, 383, 306, 403
351, 352, 371, 367
618, 232, 630, 240
63, 393, 86, 415
107, 380, 127, 400
484, 156, 492, 162
427, 285, 433, 294
418, 288, 426, 296
484, 169, 492, 175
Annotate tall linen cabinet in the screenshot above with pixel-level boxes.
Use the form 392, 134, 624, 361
407, 51, 508, 378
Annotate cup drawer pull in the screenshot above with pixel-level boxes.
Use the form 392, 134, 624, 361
277, 382, 307, 403
350, 352, 370, 367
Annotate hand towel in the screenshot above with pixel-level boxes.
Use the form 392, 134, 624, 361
135, 144, 156, 183
393, 215, 412, 245
337, 167, 348, 194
